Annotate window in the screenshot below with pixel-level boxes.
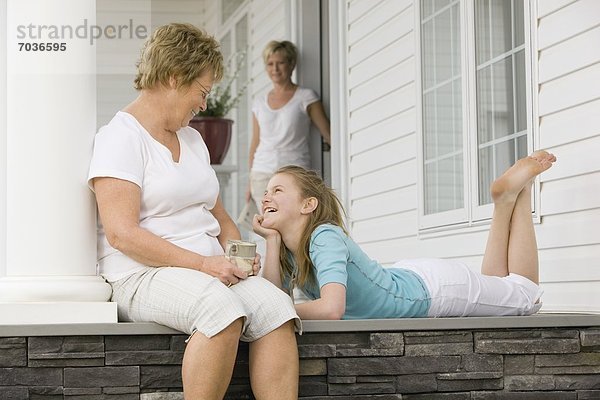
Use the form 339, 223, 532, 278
474, 0, 528, 206
420, 0, 466, 225
418, 0, 534, 229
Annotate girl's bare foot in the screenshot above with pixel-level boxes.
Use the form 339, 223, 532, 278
491, 151, 556, 203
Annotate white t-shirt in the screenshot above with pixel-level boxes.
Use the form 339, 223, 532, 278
251, 87, 319, 174
87, 111, 224, 282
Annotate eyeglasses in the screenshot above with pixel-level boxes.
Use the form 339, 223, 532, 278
195, 80, 211, 101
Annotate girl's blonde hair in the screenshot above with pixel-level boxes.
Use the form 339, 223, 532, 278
275, 165, 347, 289
262, 40, 298, 69
134, 23, 224, 90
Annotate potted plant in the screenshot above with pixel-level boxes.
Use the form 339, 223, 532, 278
189, 51, 250, 164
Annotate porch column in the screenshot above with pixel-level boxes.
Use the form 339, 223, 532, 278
0, 0, 116, 323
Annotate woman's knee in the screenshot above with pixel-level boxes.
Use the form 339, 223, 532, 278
187, 284, 248, 336
221, 317, 244, 337
278, 319, 296, 333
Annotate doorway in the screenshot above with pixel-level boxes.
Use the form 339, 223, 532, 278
293, 0, 331, 185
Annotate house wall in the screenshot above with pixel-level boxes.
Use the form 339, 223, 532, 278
247, 0, 288, 99
343, 0, 600, 312
534, 0, 600, 312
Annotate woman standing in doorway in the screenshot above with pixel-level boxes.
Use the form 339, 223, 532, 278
247, 40, 331, 213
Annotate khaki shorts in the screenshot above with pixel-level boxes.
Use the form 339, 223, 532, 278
110, 266, 300, 341
392, 258, 543, 317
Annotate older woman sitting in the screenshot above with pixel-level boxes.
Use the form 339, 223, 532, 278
88, 23, 299, 400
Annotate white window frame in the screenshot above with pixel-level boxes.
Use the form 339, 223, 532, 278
327, 0, 351, 217
416, 0, 540, 232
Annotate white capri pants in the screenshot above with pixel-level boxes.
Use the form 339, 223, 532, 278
110, 266, 300, 341
249, 171, 272, 212
393, 258, 543, 317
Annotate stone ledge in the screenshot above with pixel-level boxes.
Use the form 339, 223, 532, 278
1, 321, 600, 398
302, 313, 600, 332
0, 313, 599, 337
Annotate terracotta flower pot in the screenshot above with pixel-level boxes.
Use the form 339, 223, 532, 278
188, 117, 233, 164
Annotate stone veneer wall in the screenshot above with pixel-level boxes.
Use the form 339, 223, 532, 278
1, 326, 600, 399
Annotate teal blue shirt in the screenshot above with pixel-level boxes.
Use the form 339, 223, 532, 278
289, 224, 430, 319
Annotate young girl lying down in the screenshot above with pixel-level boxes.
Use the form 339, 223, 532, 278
252, 151, 556, 320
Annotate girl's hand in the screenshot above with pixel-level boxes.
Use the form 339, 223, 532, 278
252, 215, 280, 240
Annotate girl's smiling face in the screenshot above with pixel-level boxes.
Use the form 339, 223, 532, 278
261, 173, 304, 229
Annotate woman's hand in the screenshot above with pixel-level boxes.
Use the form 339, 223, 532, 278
201, 255, 248, 286
252, 214, 280, 240
252, 253, 262, 276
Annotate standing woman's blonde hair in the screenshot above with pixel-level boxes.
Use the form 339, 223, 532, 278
275, 166, 347, 289
134, 23, 224, 90
262, 40, 298, 69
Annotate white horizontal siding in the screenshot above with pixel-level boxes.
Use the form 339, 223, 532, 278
249, 0, 286, 100
531, 0, 600, 311
96, 75, 136, 127
350, 134, 415, 178
360, 227, 489, 265
250, 2, 285, 53
348, 0, 411, 46
349, 56, 414, 112
348, 0, 387, 25
350, 108, 416, 154
200, 0, 218, 34
537, 125, 600, 316
537, 210, 600, 250
538, 25, 600, 83
349, 83, 415, 133
348, 31, 414, 89
540, 135, 600, 182
538, 63, 600, 117
540, 98, 600, 148
539, 245, 600, 282
352, 210, 417, 244
537, 0, 578, 18
348, 6, 413, 69
537, 0, 600, 50
542, 171, 600, 215
351, 160, 417, 200
541, 282, 600, 313
351, 186, 416, 221
345, 1, 418, 260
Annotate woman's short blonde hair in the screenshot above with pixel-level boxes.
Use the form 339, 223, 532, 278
134, 23, 224, 90
262, 40, 297, 69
